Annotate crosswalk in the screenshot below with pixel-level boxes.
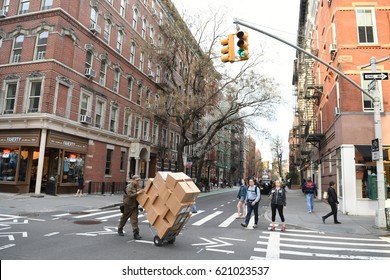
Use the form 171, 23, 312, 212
251, 226, 390, 260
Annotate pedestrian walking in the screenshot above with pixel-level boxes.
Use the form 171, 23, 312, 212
117, 175, 144, 239
236, 179, 247, 218
75, 175, 84, 197
269, 180, 287, 231
241, 178, 261, 228
322, 181, 341, 224
302, 177, 317, 213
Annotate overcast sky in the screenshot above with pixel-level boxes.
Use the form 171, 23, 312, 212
171, 0, 301, 162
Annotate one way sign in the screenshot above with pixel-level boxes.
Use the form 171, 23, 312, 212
363, 72, 389, 80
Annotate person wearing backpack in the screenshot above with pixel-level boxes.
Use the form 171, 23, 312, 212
303, 177, 318, 213
241, 178, 261, 228
236, 179, 247, 218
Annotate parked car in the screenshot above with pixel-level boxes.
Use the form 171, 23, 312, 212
259, 178, 273, 194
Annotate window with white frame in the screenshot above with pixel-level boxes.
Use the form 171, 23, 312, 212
124, 111, 132, 136
109, 105, 119, 132
27, 81, 42, 113
11, 35, 24, 63
35, 31, 48, 60
154, 93, 159, 109
130, 41, 136, 64
95, 98, 105, 128
162, 127, 167, 146
133, 8, 139, 30
104, 20, 111, 43
145, 88, 151, 105
134, 116, 141, 138
143, 119, 150, 141
117, 30, 123, 53
361, 76, 383, 111
356, 8, 376, 44
3, 82, 17, 114
105, 147, 113, 175
90, 7, 98, 25
147, 58, 152, 76
175, 134, 180, 150
170, 131, 174, 149
127, 76, 133, 99
152, 123, 158, 144
139, 51, 144, 72
158, 36, 163, 54
137, 84, 142, 105
119, 0, 126, 17
80, 92, 92, 117
150, 26, 154, 43
141, 18, 147, 39
2, 0, 10, 14
156, 65, 161, 83
85, 50, 93, 69
99, 60, 107, 85
113, 69, 120, 93
19, 0, 30, 14
42, 0, 53, 10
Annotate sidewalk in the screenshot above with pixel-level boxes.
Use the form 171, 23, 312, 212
264, 188, 390, 236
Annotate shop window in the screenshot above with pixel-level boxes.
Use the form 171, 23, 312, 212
105, 149, 113, 175
0, 148, 19, 181
62, 153, 84, 183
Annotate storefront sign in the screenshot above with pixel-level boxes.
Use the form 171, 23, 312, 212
0, 136, 39, 145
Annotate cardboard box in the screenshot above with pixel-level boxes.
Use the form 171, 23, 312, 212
147, 206, 160, 225
173, 181, 200, 203
136, 192, 149, 207
166, 194, 193, 216
143, 179, 154, 192
153, 171, 171, 189
166, 172, 193, 189
153, 217, 171, 239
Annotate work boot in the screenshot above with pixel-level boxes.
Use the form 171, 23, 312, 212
118, 229, 124, 236
133, 233, 142, 240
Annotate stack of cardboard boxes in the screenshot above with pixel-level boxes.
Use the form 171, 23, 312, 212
137, 172, 200, 239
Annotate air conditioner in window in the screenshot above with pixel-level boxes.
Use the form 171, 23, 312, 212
84, 67, 96, 78
148, 70, 155, 78
145, 102, 151, 109
89, 23, 101, 34
0, 10, 6, 18
80, 115, 92, 124
334, 107, 340, 116
151, 8, 158, 17
329, 43, 337, 54
143, 135, 150, 142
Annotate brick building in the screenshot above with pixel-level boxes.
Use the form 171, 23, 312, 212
0, 0, 192, 194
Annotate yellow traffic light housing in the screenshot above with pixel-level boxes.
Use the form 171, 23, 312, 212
220, 34, 235, 63
236, 31, 249, 60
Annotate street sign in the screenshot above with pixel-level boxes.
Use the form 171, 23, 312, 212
363, 72, 389, 80
372, 138, 379, 161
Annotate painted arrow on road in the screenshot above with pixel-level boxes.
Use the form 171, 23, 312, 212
0, 231, 28, 241
74, 226, 118, 237
192, 237, 245, 254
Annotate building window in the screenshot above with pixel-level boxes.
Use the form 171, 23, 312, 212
2, 0, 10, 14
11, 35, 24, 63
99, 60, 107, 86
104, 20, 111, 43
42, 0, 53, 10
35, 31, 48, 60
130, 41, 136, 64
127, 77, 133, 99
141, 18, 147, 39
3, 82, 17, 114
139, 52, 144, 72
170, 132, 174, 149
120, 151, 126, 170
152, 123, 158, 144
119, 0, 126, 17
19, 0, 30, 14
117, 30, 123, 53
113, 70, 120, 93
85, 50, 93, 69
133, 8, 139, 30
109, 105, 118, 132
27, 81, 42, 113
137, 84, 142, 105
145, 88, 151, 105
105, 148, 113, 175
147, 58, 152, 76
95, 99, 105, 128
156, 65, 161, 83
143, 119, 149, 141
356, 8, 376, 44
162, 128, 167, 146
134, 116, 141, 138
124, 111, 132, 136
90, 7, 98, 25
150, 26, 154, 43
80, 93, 92, 117
154, 93, 159, 110
175, 135, 180, 150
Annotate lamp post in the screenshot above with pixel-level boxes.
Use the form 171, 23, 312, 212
232, 19, 388, 228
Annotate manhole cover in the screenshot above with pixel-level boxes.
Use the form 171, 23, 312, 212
17, 212, 39, 217
74, 220, 102, 225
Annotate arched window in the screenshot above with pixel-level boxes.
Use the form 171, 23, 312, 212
12, 35, 24, 63
130, 41, 136, 64
35, 31, 48, 60
132, 8, 139, 30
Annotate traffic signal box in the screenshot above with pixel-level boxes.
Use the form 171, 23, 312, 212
220, 34, 235, 63
137, 172, 200, 239
236, 31, 249, 60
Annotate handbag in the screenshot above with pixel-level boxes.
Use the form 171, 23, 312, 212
323, 191, 328, 200
119, 205, 124, 213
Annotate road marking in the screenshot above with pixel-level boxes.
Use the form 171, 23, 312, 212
192, 237, 245, 254
265, 231, 280, 259
188, 210, 205, 217
0, 244, 16, 251
28, 218, 45, 222
192, 211, 223, 226
280, 249, 390, 260
263, 231, 385, 242
96, 213, 122, 220
52, 213, 71, 217
275, 242, 390, 254
0, 232, 28, 240
75, 226, 117, 236
218, 214, 237, 227
44, 232, 60, 237
73, 210, 118, 218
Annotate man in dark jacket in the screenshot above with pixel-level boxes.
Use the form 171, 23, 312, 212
322, 181, 341, 224
117, 175, 144, 239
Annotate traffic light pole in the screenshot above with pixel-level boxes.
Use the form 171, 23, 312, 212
233, 19, 387, 228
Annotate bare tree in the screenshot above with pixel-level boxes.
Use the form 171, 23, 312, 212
270, 136, 284, 179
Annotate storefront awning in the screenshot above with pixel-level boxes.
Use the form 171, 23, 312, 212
355, 145, 389, 161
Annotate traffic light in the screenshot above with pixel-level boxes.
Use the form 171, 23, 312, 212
236, 31, 249, 60
220, 34, 235, 63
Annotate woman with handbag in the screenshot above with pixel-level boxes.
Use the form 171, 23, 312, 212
322, 181, 341, 224
269, 180, 287, 231
236, 179, 247, 218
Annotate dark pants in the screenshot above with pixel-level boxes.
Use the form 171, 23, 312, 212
323, 202, 338, 222
271, 204, 285, 222
118, 205, 139, 234
245, 201, 259, 225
